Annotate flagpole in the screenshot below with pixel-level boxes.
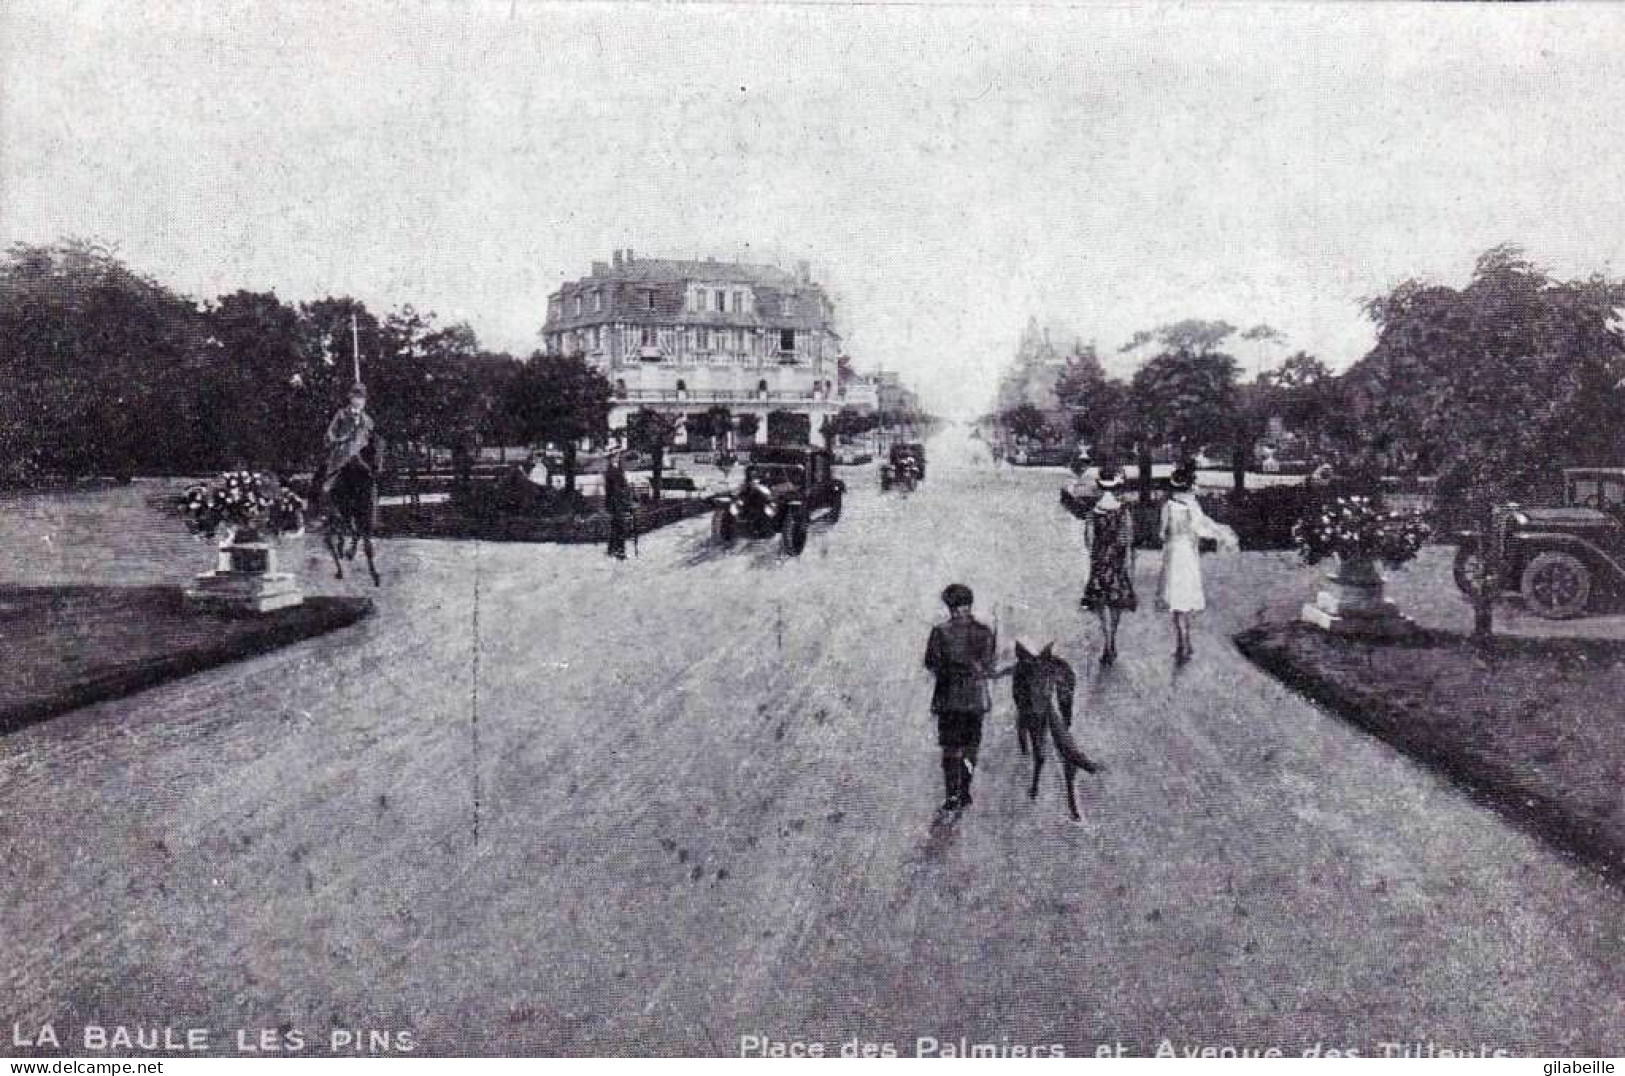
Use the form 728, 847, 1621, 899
351, 311, 362, 385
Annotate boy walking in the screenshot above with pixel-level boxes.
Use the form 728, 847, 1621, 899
923, 583, 998, 814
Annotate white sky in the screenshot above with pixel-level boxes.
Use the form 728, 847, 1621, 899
5, 2, 1625, 417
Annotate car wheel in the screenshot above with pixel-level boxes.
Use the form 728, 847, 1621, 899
827, 487, 843, 523
711, 507, 736, 544
781, 509, 807, 556
1451, 543, 1489, 599
1520, 551, 1592, 619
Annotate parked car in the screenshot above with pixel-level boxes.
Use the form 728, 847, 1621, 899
711, 445, 844, 556
833, 445, 874, 466
1453, 467, 1625, 619
880, 442, 926, 490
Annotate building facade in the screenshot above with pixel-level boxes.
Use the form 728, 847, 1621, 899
542, 250, 866, 447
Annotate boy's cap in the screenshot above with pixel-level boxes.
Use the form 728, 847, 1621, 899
941, 583, 974, 608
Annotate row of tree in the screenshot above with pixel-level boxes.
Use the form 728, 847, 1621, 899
993, 246, 1625, 511
0, 239, 719, 494
0, 240, 926, 500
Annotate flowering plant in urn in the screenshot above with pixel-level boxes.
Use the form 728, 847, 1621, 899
181, 471, 305, 543
1292, 495, 1430, 569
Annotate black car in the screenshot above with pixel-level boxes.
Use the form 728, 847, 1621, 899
1453, 467, 1625, 619
880, 442, 926, 490
711, 445, 844, 555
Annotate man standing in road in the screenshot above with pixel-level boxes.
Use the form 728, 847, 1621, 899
924, 583, 999, 815
603, 447, 633, 560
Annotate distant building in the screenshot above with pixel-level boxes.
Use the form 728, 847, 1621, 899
541, 249, 859, 447
872, 369, 920, 417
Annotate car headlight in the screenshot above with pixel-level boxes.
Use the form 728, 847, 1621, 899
1514, 512, 1530, 526
764, 505, 777, 518
728, 503, 739, 517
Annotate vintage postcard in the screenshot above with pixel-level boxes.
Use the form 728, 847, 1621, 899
2, 0, 1623, 1061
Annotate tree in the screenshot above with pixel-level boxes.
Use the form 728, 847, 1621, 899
504, 353, 611, 495
1119, 320, 1243, 499
1000, 403, 1049, 443
627, 408, 681, 501
1128, 350, 1240, 456
701, 405, 734, 452
1051, 344, 1126, 452
1352, 244, 1625, 636
0, 239, 202, 476
203, 290, 311, 474
1256, 350, 1340, 460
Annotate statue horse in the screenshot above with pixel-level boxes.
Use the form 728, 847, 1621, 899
320, 433, 383, 586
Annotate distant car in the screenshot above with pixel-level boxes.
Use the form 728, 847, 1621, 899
711, 445, 844, 556
1453, 467, 1625, 619
833, 446, 874, 466
880, 442, 926, 490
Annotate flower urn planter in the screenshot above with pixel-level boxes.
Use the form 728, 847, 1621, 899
1300, 555, 1416, 638
184, 534, 304, 615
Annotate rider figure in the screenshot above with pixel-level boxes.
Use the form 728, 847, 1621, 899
323, 382, 375, 496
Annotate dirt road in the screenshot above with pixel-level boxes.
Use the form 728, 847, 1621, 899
2, 431, 1622, 1056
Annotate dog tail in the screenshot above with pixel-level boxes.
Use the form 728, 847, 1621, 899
1047, 709, 1099, 773
1046, 655, 1100, 773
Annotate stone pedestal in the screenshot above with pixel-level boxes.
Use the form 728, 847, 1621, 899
185, 541, 303, 615
1300, 557, 1415, 638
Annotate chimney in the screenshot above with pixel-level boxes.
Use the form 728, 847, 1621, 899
591, 261, 609, 277
796, 260, 810, 283
626, 248, 635, 264
612, 250, 623, 270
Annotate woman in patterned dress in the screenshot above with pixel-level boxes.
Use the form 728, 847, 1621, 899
1158, 464, 1240, 661
1079, 466, 1136, 665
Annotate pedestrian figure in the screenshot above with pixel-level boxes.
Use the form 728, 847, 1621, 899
923, 583, 1000, 816
322, 383, 375, 497
603, 447, 633, 560
1157, 464, 1240, 661
1079, 466, 1136, 665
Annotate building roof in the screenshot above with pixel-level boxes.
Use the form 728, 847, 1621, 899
544, 253, 836, 333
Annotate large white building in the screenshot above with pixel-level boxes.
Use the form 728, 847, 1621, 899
542, 250, 875, 447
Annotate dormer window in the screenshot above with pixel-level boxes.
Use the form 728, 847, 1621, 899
645, 290, 657, 311
592, 291, 602, 313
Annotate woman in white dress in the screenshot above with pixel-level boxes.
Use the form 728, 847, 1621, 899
1158, 464, 1239, 660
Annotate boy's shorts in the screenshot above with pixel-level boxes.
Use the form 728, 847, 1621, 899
936, 711, 984, 752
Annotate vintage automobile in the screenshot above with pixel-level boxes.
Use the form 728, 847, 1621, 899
879, 442, 926, 490
710, 445, 844, 556
833, 444, 874, 466
1452, 467, 1625, 619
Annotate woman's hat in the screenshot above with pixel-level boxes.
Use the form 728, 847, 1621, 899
1169, 465, 1197, 491
1095, 466, 1125, 490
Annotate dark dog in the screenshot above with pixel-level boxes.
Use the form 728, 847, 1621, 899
1012, 642, 1100, 820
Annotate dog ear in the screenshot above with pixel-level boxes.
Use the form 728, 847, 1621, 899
1040, 643, 1054, 657
1014, 641, 1031, 659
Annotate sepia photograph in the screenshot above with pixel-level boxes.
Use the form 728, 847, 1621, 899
2, 0, 1624, 1060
